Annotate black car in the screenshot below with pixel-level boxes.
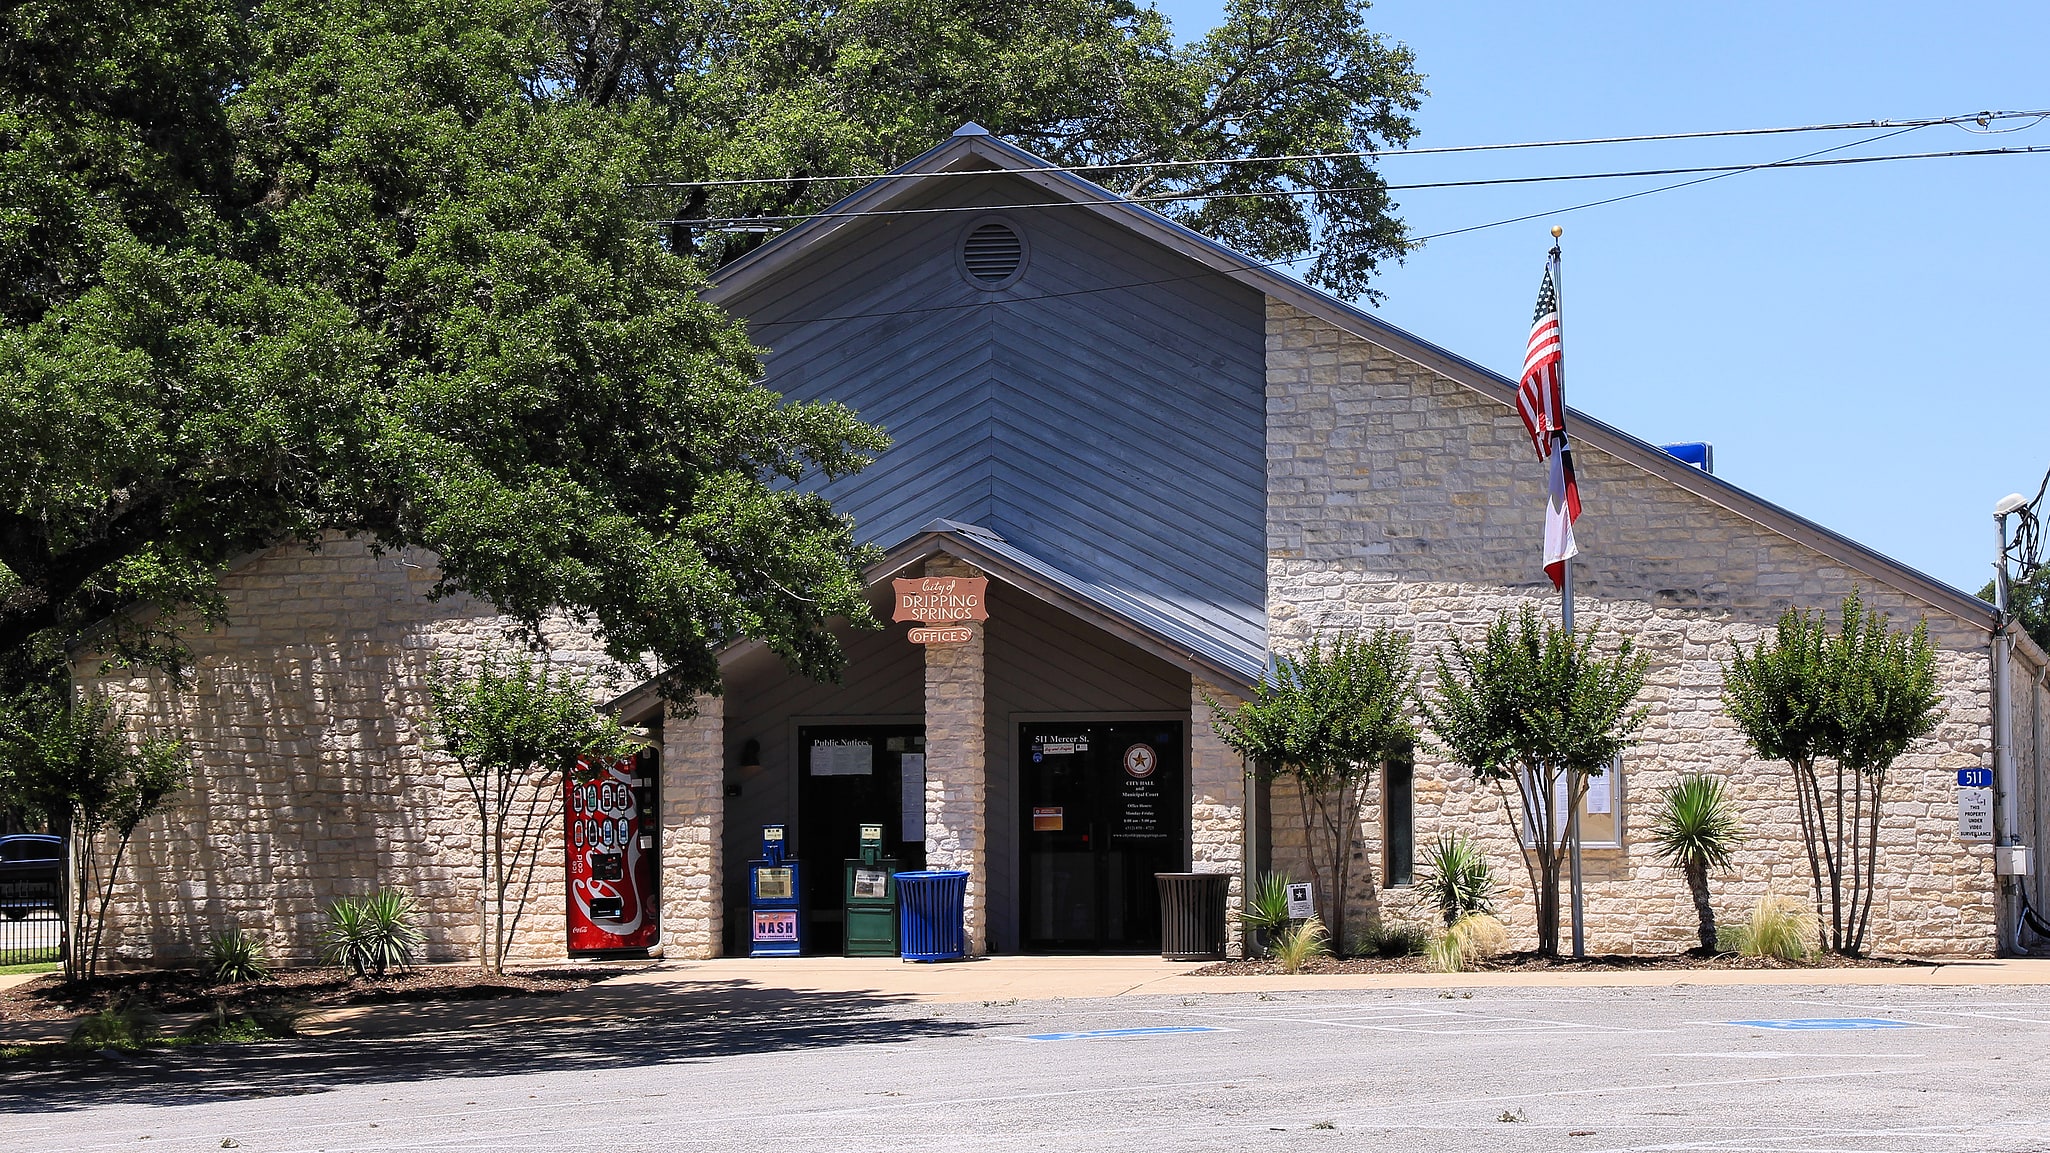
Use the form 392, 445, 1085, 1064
0, 834, 62, 920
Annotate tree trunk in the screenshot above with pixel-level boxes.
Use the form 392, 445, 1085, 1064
1685, 857, 1716, 952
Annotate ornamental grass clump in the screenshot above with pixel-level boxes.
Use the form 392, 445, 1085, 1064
1717, 894, 1815, 961
320, 889, 423, 979
1426, 913, 1509, 973
1273, 916, 1331, 974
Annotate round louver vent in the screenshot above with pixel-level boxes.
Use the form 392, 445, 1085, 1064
959, 220, 1026, 288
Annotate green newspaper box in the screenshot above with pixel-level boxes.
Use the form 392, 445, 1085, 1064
843, 823, 899, 957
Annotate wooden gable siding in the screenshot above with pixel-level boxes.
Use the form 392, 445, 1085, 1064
722, 171, 1267, 661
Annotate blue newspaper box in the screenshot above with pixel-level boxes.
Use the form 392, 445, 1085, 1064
748, 824, 803, 957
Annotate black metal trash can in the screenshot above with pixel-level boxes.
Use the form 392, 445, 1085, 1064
1155, 872, 1231, 961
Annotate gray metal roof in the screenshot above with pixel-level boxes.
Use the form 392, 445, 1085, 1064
713, 125, 1998, 633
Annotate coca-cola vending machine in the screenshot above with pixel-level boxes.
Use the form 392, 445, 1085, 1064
566, 749, 660, 954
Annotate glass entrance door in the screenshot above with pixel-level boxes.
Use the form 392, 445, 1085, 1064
796, 726, 926, 954
1020, 721, 1184, 952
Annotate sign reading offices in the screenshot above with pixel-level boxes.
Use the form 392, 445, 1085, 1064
894, 576, 988, 645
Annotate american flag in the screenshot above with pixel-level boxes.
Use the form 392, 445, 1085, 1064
1518, 262, 1565, 460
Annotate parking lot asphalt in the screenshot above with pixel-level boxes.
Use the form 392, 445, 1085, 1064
5, 981, 2047, 1153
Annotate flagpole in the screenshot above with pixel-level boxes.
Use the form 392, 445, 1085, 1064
1552, 225, 1586, 960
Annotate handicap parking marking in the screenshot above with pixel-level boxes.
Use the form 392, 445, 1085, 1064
999, 1026, 1234, 1042
1724, 1017, 1934, 1031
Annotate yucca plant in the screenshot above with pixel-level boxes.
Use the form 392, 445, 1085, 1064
320, 889, 424, 979
1419, 833, 1500, 926
203, 927, 272, 984
1649, 775, 1744, 952
1717, 894, 1814, 961
1425, 912, 1508, 973
1237, 871, 1294, 958
1272, 916, 1331, 974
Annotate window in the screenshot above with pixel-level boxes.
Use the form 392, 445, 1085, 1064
1517, 756, 1625, 849
1384, 743, 1415, 886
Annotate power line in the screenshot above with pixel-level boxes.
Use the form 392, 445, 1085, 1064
737, 123, 1952, 328
629, 109, 2050, 191
655, 143, 2047, 229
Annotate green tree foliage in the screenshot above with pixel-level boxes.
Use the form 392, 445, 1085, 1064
545, 0, 1426, 299
0, 0, 888, 720
0, 694, 187, 980
1210, 629, 1416, 952
1421, 605, 1649, 957
1723, 591, 1941, 956
1980, 568, 2050, 652
428, 655, 642, 972
1648, 774, 1743, 953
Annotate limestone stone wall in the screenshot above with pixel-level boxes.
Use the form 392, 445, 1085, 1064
77, 537, 641, 968
921, 555, 989, 954
1265, 300, 2000, 957
1189, 676, 1248, 954
660, 695, 724, 960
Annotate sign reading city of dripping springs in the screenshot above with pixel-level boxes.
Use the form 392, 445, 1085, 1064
894, 576, 988, 645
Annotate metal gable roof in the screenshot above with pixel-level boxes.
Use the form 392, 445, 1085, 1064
706, 125, 1997, 633
602, 518, 1262, 722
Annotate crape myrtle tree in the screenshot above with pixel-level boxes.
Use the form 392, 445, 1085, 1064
1722, 592, 1941, 957
1209, 629, 1417, 952
2, 0, 1430, 725
0, 693, 187, 980
1422, 606, 1649, 957
429, 656, 642, 973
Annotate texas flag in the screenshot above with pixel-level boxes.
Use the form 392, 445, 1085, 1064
1521, 258, 1581, 590
1544, 438, 1581, 589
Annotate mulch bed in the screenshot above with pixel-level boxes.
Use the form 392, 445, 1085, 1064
0, 963, 642, 1025
1192, 950, 1926, 976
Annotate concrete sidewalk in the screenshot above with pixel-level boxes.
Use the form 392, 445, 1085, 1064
12, 955, 2050, 1046
297, 953, 2050, 1040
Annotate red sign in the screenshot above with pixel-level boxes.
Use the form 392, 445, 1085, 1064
908, 625, 973, 644
565, 754, 659, 954
893, 576, 989, 623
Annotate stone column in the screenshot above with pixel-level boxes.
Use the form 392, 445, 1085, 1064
660, 693, 723, 959
922, 556, 988, 954
1191, 675, 1249, 956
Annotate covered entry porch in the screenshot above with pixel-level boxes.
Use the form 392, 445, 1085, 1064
624, 521, 1256, 958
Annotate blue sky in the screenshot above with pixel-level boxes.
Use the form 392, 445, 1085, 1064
1148, 0, 2049, 595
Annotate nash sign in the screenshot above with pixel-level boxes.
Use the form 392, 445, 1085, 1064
893, 576, 989, 623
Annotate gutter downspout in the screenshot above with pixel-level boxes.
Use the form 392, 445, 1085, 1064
1992, 510, 2021, 953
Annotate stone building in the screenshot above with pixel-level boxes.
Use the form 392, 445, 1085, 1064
85, 126, 2050, 966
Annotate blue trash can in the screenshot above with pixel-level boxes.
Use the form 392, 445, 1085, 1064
894, 870, 970, 962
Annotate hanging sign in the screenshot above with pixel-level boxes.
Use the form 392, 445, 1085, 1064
908, 626, 974, 645
893, 577, 990, 623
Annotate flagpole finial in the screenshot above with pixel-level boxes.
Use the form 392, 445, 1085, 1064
1550, 225, 1563, 239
